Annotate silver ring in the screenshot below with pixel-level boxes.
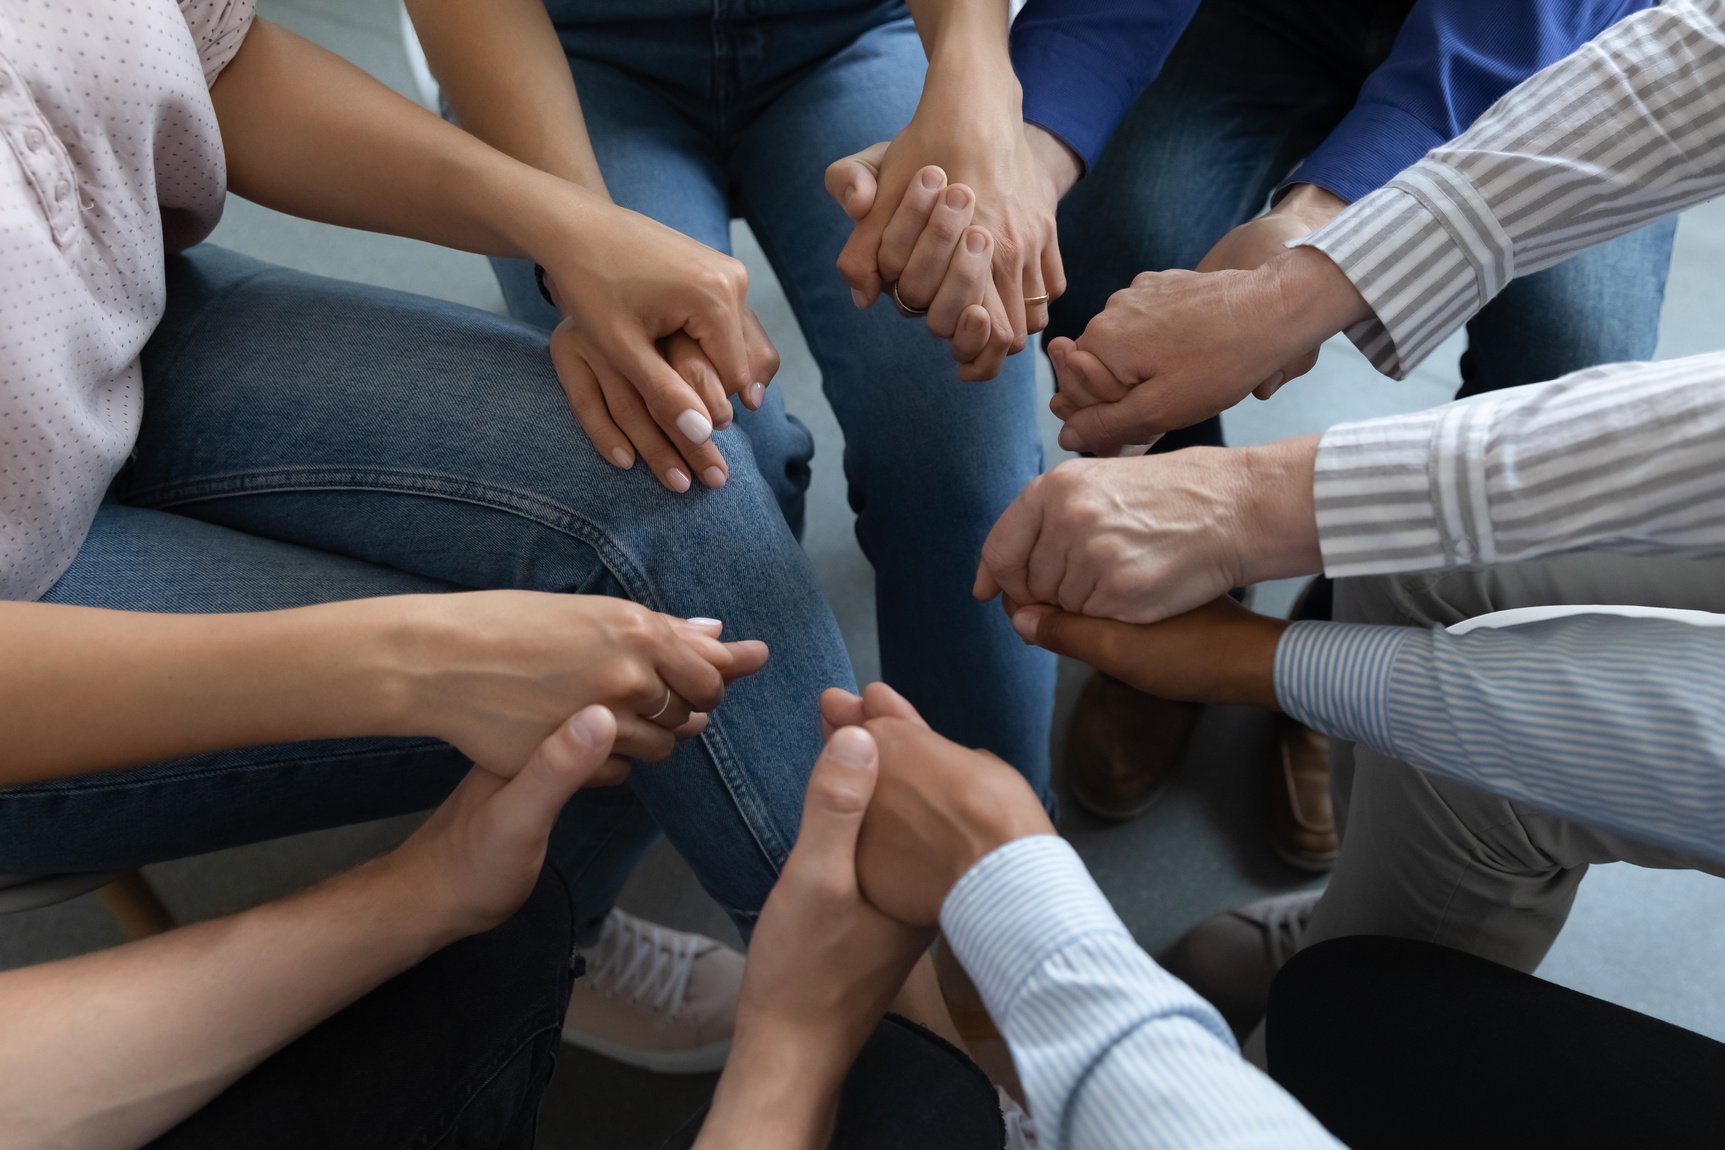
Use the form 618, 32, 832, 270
1024, 293, 1051, 307
647, 687, 673, 722
890, 282, 929, 319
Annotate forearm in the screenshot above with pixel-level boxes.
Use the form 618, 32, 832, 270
0, 859, 456, 1150
212, 19, 606, 264
1275, 611, 1725, 864
404, 0, 607, 192
1299, 0, 1725, 376
0, 598, 416, 784
694, 1031, 842, 1150
906, 0, 1013, 70
1314, 356, 1725, 577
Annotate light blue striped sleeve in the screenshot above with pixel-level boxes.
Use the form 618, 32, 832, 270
1275, 615, 1725, 864
940, 835, 1343, 1150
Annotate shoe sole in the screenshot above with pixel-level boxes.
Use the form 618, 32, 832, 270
560, 1029, 732, 1075
1270, 838, 1339, 874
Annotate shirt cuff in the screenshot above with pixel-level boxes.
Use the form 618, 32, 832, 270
1314, 399, 1499, 576
1283, 100, 1449, 205
941, 835, 1131, 1018
1274, 620, 1413, 755
1296, 159, 1513, 379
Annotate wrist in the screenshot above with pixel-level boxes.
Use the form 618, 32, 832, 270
1237, 435, 1325, 585
342, 594, 462, 743
1271, 183, 1347, 232
1268, 244, 1372, 341
1024, 122, 1081, 200
697, 1026, 843, 1150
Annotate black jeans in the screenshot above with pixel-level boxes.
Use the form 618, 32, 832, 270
148, 869, 577, 1150
1268, 936, 1725, 1149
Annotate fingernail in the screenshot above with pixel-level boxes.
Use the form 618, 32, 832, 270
966, 230, 988, 254
843, 184, 856, 210
827, 726, 875, 768
566, 706, 613, 749
1011, 609, 1040, 644
746, 381, 766, 409
920, 168, 944, 190
688, 616, 723, 627
676, 409, 713, 444
851, 288, 869, 309
666, 468, 691, 493
610, 447, 633, 469
1266, 371, 1286, 389
1058, 427, 1081, 451
701, 466, 727, 489
945, 185, 969, 210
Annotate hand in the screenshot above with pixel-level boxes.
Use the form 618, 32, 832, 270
389, 593, 769, 776
818, 684, 1054, 926
383, 705, 618, 938
1009, 596, 1285, 709
698, 724, 934, 1149
537, 198, 780, 493
1050, 243, 1368, 456
974, 440, 1325, 625
828, 103, 1074, 380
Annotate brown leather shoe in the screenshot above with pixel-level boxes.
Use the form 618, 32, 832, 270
1065, 670, 1201, 821
1269, 715, 1340, 872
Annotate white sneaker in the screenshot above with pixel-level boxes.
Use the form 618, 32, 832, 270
562, 909, 744, 1074
999, 1086, 1039, 1149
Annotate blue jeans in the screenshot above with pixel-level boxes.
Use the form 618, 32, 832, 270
487, 0, 1055, 790
0, 247, 856, 939
1047, 0, 1676, 445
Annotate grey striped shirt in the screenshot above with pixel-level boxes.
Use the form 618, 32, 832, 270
1294, 0, 1725, 577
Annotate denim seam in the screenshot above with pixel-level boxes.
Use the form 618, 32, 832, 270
122, 466, 794, 874
0, 737, 450, 798
416, 1019, 566, 1150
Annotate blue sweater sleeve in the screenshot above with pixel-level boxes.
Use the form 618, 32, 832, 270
1292, 0, 1653, 202
1009, 0, 1200, 172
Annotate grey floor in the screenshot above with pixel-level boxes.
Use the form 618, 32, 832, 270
5, 2, 1725, 1146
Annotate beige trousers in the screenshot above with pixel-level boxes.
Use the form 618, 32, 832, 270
1301, 554, 1725, 973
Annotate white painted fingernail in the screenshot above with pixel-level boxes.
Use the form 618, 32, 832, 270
851, 288, 869, 309
666, 468, 691, 493
688, 617, 722, 627
676, 409, 713, 444
701, 466, 727, 489
747, 381, 766, 409
610, 447, 633, 469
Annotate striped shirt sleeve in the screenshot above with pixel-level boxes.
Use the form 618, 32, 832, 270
941, 836, 1342, 1150
1313, 354, 1725, 577
1275, 612, 1725, 864
1296, 0, 1725, 378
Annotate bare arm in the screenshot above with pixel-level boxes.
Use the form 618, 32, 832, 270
404, 0, 607, 192
0, 708, 614, 1150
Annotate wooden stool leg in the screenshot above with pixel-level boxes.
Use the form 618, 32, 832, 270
98, 871, 176, 939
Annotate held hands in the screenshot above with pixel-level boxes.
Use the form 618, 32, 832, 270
826, 119, 1077, 382
974, 441, 1325, 626
537, 199, 780, 493
384, 705, 619, 939
388, 592, 768, 778
1050, 187, 1364, 456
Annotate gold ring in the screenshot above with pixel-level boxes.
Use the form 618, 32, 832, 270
1024, 294, 1051, 307
890, 282, 930, 318
647, 687, 673, 722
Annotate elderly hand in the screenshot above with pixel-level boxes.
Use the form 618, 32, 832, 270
974, 439, 1325, 625
826, 115, 1077, 381
1049, 227, 1366, 457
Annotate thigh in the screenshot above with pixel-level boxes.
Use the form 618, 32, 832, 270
151, 869, 574, 1150
1458, 219, 1678, 398
1, 503, 469, 873
1269, 936, 1725, 1150
1312, 555, 1725, 971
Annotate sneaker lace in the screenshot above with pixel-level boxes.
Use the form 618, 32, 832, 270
584, 911, 699, 1018
1263, 896, 1317, 967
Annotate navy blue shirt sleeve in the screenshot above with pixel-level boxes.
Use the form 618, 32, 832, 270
1291, 0, 1654, 202
1009, 0, 1200, 173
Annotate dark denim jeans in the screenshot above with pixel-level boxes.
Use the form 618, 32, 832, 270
1048, 0, 1676, 447
148, 870, 576, 1150
2, 247, 858, 942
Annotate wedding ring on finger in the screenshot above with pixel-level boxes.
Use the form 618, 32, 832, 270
647, 686, 674, 722
1024, 293, 1051, 308
890, 281, 930, 319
